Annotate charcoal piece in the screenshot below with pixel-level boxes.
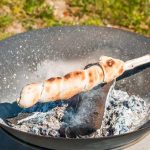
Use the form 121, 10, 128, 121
107, 127, 115, 136
110, 101, 117, 107
65, 124, 96, 138
123, 101, 129, 108
62, 82, 113, 137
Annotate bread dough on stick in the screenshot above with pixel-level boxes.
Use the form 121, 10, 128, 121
17, 56, 125, 108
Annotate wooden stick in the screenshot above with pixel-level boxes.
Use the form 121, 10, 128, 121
125, 54, 150, 71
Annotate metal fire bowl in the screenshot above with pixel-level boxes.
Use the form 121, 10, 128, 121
0, 26, 150, 150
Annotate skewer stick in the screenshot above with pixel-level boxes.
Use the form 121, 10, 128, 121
124, 54, 150, 71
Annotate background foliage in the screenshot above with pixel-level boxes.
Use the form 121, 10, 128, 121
0, 0, 150, 40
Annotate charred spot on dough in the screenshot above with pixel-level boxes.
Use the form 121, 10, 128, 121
89, 72, 94, 83
88, 71, 92, 77
74, 71, 85, 80
64, 73, 71, 79
65, 71, 83, 80
47, 77, 55, 82
75, 71, 82, 76
106, 59, 115, 67
56, 77, 62, 80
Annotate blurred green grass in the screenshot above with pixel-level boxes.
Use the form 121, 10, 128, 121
0, 0, 150, 40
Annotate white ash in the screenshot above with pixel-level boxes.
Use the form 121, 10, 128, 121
7, 90, 149, 138
88, 90, 149, 138
9, 105, 67, 137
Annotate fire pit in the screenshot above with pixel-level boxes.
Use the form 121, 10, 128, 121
0, 26, 150, 150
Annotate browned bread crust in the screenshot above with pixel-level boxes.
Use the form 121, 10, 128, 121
17, 56, 125, 108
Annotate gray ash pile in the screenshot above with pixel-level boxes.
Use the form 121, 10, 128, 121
6, 89, 149, 138
7, 102, 68, 137
86, 90, 149, 138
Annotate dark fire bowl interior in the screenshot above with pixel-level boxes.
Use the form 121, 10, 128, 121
0, 26, 150, 150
